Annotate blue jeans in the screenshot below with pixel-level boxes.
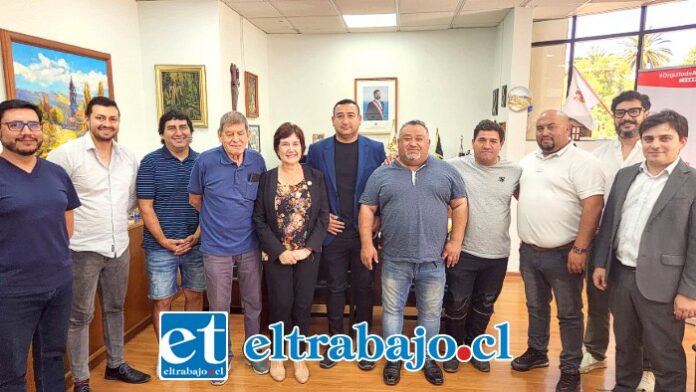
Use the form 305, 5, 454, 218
519, 243, 584, 373
0, 283, 72, 392
145, 247, 206, 300
381, 259, 445, 346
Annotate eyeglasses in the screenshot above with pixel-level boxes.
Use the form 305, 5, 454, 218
1, 120, 42, 133
613, 107, 644, 118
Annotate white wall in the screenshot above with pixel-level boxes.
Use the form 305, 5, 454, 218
0, 0, 146, 155
137, 0, 269, 158
490, 7, 533, 272
267, 28, 498, 167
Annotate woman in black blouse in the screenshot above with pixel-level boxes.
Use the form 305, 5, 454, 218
253, 122, 329, 383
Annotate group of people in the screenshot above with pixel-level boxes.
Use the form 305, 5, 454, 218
0, 90, 694, 392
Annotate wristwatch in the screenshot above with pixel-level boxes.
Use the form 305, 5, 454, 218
572, 245, 587, 254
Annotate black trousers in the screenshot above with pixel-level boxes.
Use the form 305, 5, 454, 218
265, 253, 321, 349
609, 261, 686, 392
443, 251, 508, 345
323, 235, 374, 335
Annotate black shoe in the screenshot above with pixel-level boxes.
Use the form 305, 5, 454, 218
556, 371, 580, 392
104, 363, 151, 384
357, 359, 375, 371
511, 348, 549, 372
442, 357, 459, 373
423, 359, 444, 385
470, 357, 491, 372
73, 380, 90, 392
319, 355, 336, 369
383, 361, 402, 385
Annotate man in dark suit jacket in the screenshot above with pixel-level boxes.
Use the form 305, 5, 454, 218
305, 98, 386, 370
593, 110, 696, 391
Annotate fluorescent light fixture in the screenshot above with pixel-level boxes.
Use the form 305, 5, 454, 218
343, 13, 397, 28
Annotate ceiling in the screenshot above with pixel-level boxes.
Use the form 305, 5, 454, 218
142, 0, 678, 34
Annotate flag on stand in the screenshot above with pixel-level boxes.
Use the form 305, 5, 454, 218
434, 128, 444, 159
562, 67, 603, 130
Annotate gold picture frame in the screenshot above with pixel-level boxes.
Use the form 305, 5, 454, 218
155, 65, 207, 127
245, 71, 259, 118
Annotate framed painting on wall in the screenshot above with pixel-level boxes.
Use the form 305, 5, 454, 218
248, 124, 260, 152
355, 77, 397, 135
155, 65, 207, 127
0, 29, 113, 157
245, 71, 259, 118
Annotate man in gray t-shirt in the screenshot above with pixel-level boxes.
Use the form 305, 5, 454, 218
442, 120, 521, 374
359, 120, 468, 386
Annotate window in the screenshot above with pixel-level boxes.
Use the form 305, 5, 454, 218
641, 29, 696, 69
530, 3, 696, 140
575, 8, 640, 38
645, 0, 696, 30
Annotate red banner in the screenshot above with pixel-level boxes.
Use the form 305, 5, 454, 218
637, 66, 696, 88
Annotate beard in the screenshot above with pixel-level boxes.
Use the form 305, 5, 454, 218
403, 151, 423, 161
538, 138, 555, 152
616, 120, 638, 139
1, 137, 43, 156
619, 129, 638, 139
91, 126, 117, 142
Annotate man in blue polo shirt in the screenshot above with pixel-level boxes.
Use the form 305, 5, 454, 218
359, 120, 468, 386
0, 99, 81, 391
136, 110, 205, 347
188, 111, 268, 382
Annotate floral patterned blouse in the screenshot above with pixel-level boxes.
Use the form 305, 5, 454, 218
275, 179, 312, 250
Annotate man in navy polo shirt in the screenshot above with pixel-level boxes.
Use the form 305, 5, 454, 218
136, 110, 205, 346
0, 99, 81, 391
188, 111, 268, 382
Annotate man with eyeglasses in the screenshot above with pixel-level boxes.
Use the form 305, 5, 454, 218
0, 99, 81, 391
581, 91, 655, 391
48, 97, 151, 391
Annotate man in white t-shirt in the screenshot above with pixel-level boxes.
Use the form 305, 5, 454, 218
512, 110, 605, 392
582, 90, 655, 391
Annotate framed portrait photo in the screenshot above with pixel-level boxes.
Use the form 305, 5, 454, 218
0, 29, 113, 157
248, 124, 260, 152
355, 77, 397, 135
155, 65, 208, 127
245, 71, 259, 118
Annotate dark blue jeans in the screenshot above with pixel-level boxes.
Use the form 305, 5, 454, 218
0, 282, 72, 392
519, 243, 584, 374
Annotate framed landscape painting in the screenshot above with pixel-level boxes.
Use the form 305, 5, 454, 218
0, 29, 113, 157
155, 65, 207, 127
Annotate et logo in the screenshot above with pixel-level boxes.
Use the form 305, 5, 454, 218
158, 311, 228, 381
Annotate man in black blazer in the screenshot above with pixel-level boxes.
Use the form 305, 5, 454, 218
592, 110, 696, 391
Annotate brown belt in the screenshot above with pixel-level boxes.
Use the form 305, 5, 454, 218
524, 241, 574, 253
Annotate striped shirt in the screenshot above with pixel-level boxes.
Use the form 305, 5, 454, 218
136, 146, 200, 250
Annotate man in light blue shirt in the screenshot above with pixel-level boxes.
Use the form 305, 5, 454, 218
188, 111, 268, 381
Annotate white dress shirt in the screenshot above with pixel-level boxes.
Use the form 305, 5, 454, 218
592, 139, 644, 200
518, 142, 605, 248
615, 159, 680, 267
48, 134, 138, 257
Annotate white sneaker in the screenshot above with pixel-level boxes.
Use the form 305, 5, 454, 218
579, 352, 607, 373
636, 370, 655, 392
